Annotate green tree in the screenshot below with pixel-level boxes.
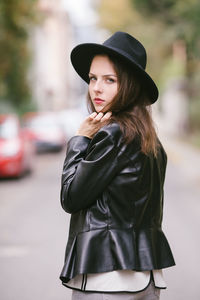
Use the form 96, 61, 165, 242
130, 0, 200, 134
0, 0, 37, 112
131, 0, 200, 68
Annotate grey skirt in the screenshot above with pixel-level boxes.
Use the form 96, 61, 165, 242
71, 281, 160, 300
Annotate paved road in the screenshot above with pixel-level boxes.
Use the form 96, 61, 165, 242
0, 150, 72, 300
0, 140, 200, 300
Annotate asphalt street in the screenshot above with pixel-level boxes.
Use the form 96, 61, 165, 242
0, 150, 72, 300
0, 138, 200, 300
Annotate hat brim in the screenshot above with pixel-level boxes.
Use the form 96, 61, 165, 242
70, 43, 158, 104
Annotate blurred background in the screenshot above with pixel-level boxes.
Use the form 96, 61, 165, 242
0, 0, 200, 299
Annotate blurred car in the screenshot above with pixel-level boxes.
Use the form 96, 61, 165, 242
0, 114, 34, 178
22, 112, 66, 153
58, 108, 86, 140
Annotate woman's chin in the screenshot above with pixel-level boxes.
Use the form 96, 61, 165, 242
94, 104, 110, 114
95, 106, 104, 113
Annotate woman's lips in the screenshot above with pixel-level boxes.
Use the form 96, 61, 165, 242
94, 98, 105, 105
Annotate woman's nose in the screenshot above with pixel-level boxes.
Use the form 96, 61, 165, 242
93, 80, 103, 93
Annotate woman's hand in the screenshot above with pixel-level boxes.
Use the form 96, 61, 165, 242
76, 111, 112, 139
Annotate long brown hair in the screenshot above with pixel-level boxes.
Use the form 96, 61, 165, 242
87, 54, 159, 156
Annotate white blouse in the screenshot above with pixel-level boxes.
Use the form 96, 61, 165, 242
65, 270, 166, 293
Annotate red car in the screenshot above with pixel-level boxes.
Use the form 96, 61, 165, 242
0, 114, 33, 178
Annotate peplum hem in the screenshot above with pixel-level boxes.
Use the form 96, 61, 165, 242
60, 227, 175, 283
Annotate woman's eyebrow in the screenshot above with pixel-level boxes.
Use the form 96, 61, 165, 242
89, 72, 117, 77
103, 74, 117, 77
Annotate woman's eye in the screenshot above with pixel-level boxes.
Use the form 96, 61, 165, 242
89, 76, 96, 81
106, 78, 115, 83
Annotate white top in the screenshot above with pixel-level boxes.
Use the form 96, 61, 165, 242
65, 270, 166, 293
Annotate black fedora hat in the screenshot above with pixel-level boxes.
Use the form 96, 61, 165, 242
71, 31, 158, 103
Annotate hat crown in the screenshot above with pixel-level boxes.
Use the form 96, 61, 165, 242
103, 31, 147, 70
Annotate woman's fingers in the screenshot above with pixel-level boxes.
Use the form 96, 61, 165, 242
88, 111, 112, 126
94, 112, 104, 121
89, 112, 98, 120
100, 111, 112, 122
76, 111, 112, 138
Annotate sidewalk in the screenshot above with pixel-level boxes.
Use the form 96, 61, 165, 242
155, 113, 200, 189
155, 116, 200, 300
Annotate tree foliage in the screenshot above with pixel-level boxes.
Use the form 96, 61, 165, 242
0, 0, 37, 111
130, 0, 200, 132
98, 0, 136, 33
131, 0, 200, 63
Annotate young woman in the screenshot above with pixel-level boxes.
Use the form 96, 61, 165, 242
59, 31, 175, 300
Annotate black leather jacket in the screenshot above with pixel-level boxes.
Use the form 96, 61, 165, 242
60, 123, 175, 284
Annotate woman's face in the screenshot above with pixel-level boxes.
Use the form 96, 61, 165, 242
88, 55, 118, 113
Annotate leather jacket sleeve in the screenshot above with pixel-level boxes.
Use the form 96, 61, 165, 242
61, 123, 122, 214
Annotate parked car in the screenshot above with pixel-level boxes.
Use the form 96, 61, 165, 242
0, 114, 34, 178
58, 108, 86, 140
22, 112, 66, 153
